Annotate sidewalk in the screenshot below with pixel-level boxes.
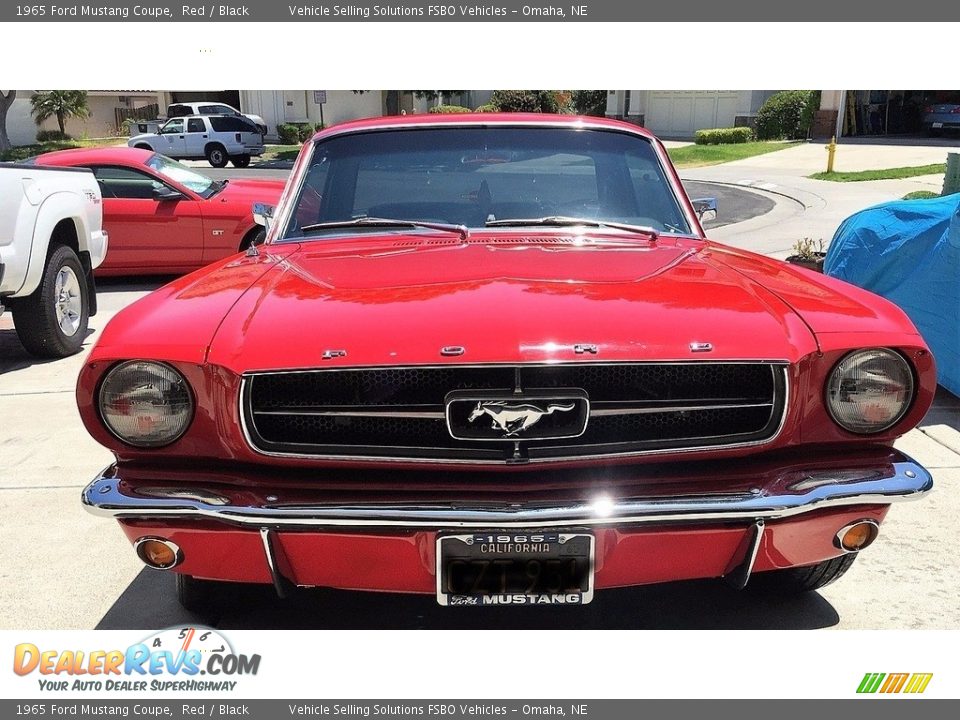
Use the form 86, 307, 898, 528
680, 140, 957, 257
682, 142, 960, 613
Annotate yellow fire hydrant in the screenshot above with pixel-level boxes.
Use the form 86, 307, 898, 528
825, 136, 838, 174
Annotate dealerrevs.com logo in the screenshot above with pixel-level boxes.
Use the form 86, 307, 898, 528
857, 673, 933, 694
13, 627, 260, 692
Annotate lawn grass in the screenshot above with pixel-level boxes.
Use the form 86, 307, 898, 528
0, 138, 122, 162
903, 190, 941, 200
259, 144, 302, 162
810, 164, 946, 182
668, 141, 800, 168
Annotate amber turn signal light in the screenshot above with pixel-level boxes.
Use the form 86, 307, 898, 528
134, 537, 183, 570
835, 520, 880, 553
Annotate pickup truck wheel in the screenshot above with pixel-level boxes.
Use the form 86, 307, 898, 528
750, 554, 858, 594
231, 154, 251, 168
12, 245, 88, 358
205, 144, 228, 168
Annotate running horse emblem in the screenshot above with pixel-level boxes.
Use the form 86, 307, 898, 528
468, 400, 576, 437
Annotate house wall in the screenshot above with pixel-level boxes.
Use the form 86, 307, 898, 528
6, 92, 157, 145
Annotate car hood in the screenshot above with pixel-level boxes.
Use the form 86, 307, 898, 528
127, 133, 158, 144
213, 178, 285, 204
205, 232, 819, 373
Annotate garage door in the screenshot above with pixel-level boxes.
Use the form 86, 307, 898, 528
645, 91, 739, 137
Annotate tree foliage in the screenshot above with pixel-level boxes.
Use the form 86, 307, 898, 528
30, 90, 90, 135
489, 90, 565, 113
571, 90, 608, 116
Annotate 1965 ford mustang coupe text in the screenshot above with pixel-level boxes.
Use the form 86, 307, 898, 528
79, 114, 935, 611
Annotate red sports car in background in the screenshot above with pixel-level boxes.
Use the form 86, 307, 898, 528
33, 148, 284, 276
77, 115, 934, 614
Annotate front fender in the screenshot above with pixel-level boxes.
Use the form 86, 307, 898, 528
17, 191, 98, 298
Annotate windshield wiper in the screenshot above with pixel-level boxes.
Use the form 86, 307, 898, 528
299, 217, 469, 240
485, 216, 659, 241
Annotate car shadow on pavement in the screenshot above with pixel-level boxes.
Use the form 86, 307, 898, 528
96, 569, 840, 630
0, 327, 95, 372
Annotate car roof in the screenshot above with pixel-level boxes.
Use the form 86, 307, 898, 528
32, 146, 156, 167
312, 112, 659, 142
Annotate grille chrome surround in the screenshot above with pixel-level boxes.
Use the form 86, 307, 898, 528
240, 362, 789, 465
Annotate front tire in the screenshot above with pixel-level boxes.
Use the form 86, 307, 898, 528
12, 245, 89, 358
176, 574, 227, 614
750, 554, 858, 594
205, 144, 228, 168
231, 154, 251, 168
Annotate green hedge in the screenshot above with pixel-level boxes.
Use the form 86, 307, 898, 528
36, 129, 72, 142
427, 105, 471, 114
756, 90, 820, 140
489, 90, 562, 113
276, 123, 318, 144
694, 127, 754, 145
474, 104, 497, 113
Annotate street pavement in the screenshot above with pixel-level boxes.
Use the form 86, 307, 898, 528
2, 143, 959, 630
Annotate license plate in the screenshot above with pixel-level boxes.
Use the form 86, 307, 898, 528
933, 122, 944, 128
436, 532, 594, 606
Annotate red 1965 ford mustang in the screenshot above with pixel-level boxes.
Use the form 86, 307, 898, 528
78, 114, 935, 612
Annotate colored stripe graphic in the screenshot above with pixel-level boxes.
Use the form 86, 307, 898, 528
880, 673, 909, 693
857, 673, 885, 693
857, 672, 932, 694
904, 674, 933, 694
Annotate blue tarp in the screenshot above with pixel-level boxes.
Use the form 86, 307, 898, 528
824, 194, 960, 396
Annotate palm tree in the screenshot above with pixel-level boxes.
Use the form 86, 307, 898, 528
30, 90, 90, 136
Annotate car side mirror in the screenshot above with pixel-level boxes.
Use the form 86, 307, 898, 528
253, 202, 275, 230
692, 198, 718, 224
153, 187, 183, 202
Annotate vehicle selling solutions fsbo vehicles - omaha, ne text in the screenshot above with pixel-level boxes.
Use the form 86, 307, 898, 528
78, 115, 934, 611
32, 148, 284, 276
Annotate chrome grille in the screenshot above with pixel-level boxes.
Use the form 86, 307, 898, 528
242, 363, 788, 464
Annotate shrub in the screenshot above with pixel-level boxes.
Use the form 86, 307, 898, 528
36, 129, 71, 142
276, 123, 316, 144
756, 90, 820, 140
694, 127, 754, 145
489, 90, 563, 113
276, 123, 300, 144
571, 90, 608, 117
474, 104, 497, 113
427, 105, 472, 114
297, 124, 315, 142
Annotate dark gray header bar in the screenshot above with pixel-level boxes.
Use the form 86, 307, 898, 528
0, 701, 957, 719
4, 1, 959, 21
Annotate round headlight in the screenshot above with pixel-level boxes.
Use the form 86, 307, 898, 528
826, 349, 914, 434
99, 361, 194, 447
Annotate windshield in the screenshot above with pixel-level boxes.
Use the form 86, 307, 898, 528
283, 127, 693, 240
146, 154, 218, 198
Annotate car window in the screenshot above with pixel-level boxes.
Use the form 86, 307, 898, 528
285, 127, 692, 236
209, 116, 257, 133
160, 119, 184, 134
198, 105, 221, 115
167, 104, 190, 118
91, 166, 165, 200
214, 105, 235, 115
186, 118, 206, 133
145, 153, 217, 198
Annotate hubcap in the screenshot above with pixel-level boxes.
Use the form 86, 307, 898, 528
54, 266, 82, 336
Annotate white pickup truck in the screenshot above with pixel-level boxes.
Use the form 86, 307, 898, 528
0, 162, 108, 357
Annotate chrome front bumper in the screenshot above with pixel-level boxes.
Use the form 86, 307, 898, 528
82, 456, 933, 530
